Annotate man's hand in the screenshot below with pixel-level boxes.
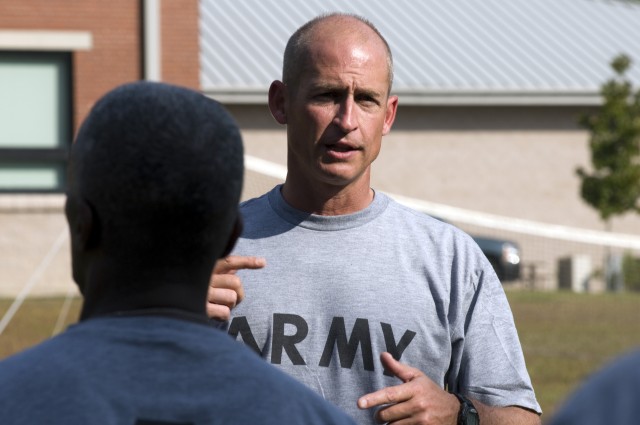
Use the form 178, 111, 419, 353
207, 255, 265, 321
358, 352, 542, 425
357, 352, 459, 424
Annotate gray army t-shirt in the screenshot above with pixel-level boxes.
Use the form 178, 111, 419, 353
228, 185, 541, 423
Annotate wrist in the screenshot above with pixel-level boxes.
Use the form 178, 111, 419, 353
453, 393, 480, 425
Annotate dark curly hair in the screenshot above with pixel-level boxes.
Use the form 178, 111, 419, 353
68, 81, 244, 271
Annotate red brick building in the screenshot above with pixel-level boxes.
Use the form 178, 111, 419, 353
0, 0, 199, 297
0, 0, 199, 192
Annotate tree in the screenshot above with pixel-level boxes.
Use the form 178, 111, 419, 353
577, 54, 640, 228
576, 54, 640, 291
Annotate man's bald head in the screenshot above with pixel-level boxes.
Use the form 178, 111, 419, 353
282, 13, 394, 95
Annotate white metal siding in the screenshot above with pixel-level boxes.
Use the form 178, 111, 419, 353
200, 0, 640, 105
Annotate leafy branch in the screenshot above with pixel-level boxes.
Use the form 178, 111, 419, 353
576, 54, 640, 225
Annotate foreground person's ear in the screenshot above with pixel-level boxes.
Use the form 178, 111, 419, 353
221, 215, 243, 258
66, 195, 99, 251
268, 80, 288, 125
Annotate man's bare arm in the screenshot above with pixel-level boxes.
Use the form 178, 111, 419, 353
475, 401, 541, 425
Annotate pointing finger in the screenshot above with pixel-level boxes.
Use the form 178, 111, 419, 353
357, 381, 411, 410
214, 255, 266, 274
358, 353, 425, 410
380, 352, 423, 383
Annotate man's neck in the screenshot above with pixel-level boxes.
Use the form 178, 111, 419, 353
79, 259, 210, 321
281, 174, 374, 216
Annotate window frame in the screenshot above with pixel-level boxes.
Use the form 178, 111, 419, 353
0, 30, 91, 194
0, 50, 73, 193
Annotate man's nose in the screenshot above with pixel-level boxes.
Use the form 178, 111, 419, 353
334, 97, 358, 132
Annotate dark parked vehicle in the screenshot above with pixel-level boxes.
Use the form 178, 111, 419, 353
429, 215, 521, 282
472, 236, 521, 282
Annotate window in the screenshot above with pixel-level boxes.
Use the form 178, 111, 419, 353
0, 52, 72, 192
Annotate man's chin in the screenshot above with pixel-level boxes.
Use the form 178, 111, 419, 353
316, 167, 368, 188
317, 167, 356, 184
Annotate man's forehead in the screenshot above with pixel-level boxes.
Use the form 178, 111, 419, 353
306, 21, 387, 64
309, 19, 380, 51
301, 44, 388, 88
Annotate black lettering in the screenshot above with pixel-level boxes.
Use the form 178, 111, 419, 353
271, 313, 308, 365
319, 317, 374, 371
228, 316, 261, 355
381, 323, 417, 376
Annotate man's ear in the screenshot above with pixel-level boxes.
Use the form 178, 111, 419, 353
382, 94, 399, 136
221, 215, 243, 258
66, 196, 98, 251
268, 80, 288, 125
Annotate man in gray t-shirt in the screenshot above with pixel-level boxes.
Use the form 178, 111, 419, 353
209, 13, 541, 425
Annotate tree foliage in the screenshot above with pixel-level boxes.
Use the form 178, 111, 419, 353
577, 54, 640, 223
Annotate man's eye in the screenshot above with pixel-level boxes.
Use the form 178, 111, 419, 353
315, 92, 337, 100
357, 95, 379, 106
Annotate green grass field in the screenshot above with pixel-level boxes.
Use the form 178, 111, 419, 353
1, 290, 639, 422
506, 290, 640, 420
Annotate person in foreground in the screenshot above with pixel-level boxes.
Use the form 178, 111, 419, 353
0, 81, 356, 424
547, 347, 640, 425
208, 13, 542, 425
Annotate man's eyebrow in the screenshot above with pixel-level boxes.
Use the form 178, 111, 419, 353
310, 82, 343, 91
355, 88, 384, 99
311, 83, 384, 98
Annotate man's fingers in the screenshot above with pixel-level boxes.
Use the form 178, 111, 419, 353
357, 382, 411, 410
213, 255, 266, 274
359, 354, 458, 424
209, 272, 243, 290
206, 303, 232, 322
358, 353, 425, 410
380, 352, 422, 383
208, 255, 265, 320
209, 274, 245, 304
208, 287, 238, 308
207, 287, 239, 321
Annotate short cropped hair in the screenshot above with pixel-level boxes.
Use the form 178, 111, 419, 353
69, 82, 244, 268
282, 13, 394, 94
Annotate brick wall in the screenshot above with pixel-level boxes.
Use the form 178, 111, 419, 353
161, 0, 200, 89
0, 0, 200, 133
0, 0, 200, 298
0, 0, 141, 133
